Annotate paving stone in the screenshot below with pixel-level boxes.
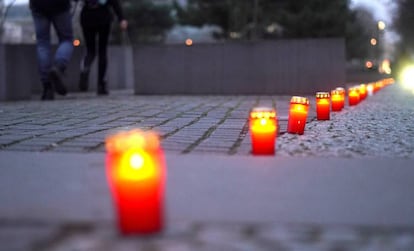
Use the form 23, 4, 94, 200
0, 224, 57, 251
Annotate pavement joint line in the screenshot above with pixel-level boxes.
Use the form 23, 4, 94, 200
43, 103, 193, 152
0, 135, 43, 149
228, 96, 260, 155
182, 98, 244, 154
32, 223, 95, 251
83, 104, 204, 152
161, 99, 231, 140
150, 103, 205, 130
42, 127, 115, 152
57, 108, 139, 127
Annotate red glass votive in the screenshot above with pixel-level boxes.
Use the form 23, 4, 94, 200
287, 96, 309, 135
359, 84, 367, 100
250, 107, 277, 155
348, 87, 360, 106
105, 129, 166, 235
331, 90, 343, 112
335, 87, 346, 109
316, 92, 330, 120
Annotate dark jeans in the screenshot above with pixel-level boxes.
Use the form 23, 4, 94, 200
81, 22, 111, 85
31, 9, 73, 84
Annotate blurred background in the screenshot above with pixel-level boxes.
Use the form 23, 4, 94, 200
0, 0, 411, 76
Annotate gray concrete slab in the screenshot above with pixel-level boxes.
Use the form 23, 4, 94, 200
0, 151, 413, 228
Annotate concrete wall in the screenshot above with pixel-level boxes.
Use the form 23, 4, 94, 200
1, 39, 345, 101
0, 44, 134, 101
133, 38, 346, 95
0, 44, 32, 101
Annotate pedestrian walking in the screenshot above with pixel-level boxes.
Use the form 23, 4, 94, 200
78, 0, 128, 95
29, 0, 74, 100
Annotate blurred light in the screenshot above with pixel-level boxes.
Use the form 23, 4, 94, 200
370, 38, 377, 46
230, 32, 241, 39
365, 60, 373, 69
73, 39, 81, 47
400, 65, 414, 91
185, 38, 193, 46
380, 59, 392, 75
378, 21, 386, 31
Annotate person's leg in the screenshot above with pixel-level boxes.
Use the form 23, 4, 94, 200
48, 9, 73, 96
96, 23, 111, 95
82, 26, 97, 71
31, 10, 54, 100
51, 9, 73, 72
79, 25, 97, 91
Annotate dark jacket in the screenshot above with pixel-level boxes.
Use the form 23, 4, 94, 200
80, 0, 125, 27
29, 0, 71, 15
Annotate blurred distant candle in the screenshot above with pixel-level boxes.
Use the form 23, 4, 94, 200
367, 83, 374, 96
250, 107, 277, 155
336, 87, 346, 109
384, 78, 395, 86
331, 90, 343, 112
359, 84, 367, 100
105, 129, 165, 235
348, 87, 360, 106
316, 92, 330, 120
287, 96, 309, 135
375, 81, 384, 93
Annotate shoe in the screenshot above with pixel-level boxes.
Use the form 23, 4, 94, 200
49, 66, 67, 96
79, 70, 89, 92
97, 81, 109, 95
41, 82, 54, 100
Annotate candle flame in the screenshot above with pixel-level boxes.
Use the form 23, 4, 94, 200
130, 153, 144, 169
116, 149, 157, 181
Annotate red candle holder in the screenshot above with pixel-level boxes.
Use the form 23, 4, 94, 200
331, 90, 343, 112
376, 81, 384, 92
348, 87, 360, 106
335, 87, 346, 109
384, 78, 394, 86
359, 84, 367, 100
105, 129, 166, 235
316, 92, 330, 120
287, 96, 309, 135
250, 107, 277, 155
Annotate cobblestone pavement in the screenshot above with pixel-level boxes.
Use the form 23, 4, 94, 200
1, 84, 414, 158
0, 91, 298, 155
2, 84, 414, 251
277, 84, 414, 158
2, 221, 414, 251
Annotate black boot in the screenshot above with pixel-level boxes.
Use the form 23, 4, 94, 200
49, 66, 67, 96
97, 80, 109, 95
79, 70, 89, 92
41, 82, 54, 101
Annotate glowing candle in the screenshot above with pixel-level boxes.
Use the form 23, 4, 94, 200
384, 78, 394, 86
287, 96, 309, 135
375, 81, 384, 92
348, 87, 360, 106
105, 129, 165, 235
316, 92, 330, 120
367, 83, 374, 96
335, 87, 346, 109
359, 84, 367, 100
331, 90, 343, 112
250, 107, 277, 155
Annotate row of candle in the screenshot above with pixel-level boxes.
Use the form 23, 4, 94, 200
103, 78, 394, 236
249, 78, 394, 155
